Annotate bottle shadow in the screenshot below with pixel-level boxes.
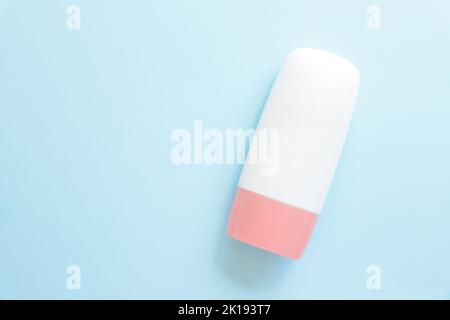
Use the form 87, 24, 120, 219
216, 236, 291, 289
215, 187, 292, 289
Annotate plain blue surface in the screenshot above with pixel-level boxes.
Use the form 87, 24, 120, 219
0, 0, 449, 299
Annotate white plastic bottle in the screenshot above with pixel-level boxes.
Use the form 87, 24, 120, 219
227, 48, 360, 259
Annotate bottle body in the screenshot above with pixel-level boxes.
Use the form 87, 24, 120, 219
227, 48, 360, 259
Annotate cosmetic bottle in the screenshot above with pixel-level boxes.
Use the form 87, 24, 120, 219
227, 48, 360, 259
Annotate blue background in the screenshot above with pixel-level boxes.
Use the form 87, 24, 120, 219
0, 0, 449, 299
